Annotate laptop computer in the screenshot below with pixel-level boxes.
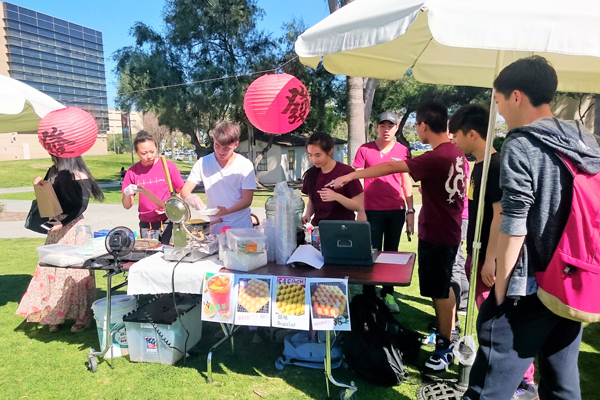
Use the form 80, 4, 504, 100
319, 220, 378, 266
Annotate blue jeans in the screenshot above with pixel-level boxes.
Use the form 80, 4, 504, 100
463, 290, 582, 400
363, 209, 405, 297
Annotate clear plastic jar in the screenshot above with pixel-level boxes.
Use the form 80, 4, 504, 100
75, 225, 93, 247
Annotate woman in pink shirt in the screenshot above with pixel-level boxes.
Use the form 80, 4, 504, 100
121, 131, 184, 244
353, 111, 414, 312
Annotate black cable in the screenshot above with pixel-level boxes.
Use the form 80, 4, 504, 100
170, 250, 191, 363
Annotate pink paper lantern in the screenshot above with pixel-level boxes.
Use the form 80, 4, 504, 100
37, 107, 98, 158
244, 73, 311, 134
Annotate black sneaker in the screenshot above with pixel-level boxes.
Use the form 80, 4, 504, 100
511, 380, 539, 400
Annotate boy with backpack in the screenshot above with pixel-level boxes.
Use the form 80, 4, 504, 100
463, 56, 600, 400
329, 101, 466, 373
449, 104, 537, 399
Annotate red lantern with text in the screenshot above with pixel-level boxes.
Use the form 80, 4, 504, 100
244, 73, 310, 134
37, 107, 98, 158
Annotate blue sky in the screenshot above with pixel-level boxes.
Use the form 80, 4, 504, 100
10, 0, 331, 107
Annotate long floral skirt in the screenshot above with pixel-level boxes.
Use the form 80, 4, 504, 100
16, 215, 96, 326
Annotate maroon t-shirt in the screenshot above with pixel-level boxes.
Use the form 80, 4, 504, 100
405, 142, 466, 246
301, 162, 363, 227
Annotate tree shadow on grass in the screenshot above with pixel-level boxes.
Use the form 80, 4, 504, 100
186, 323, 415, 400
0, 274, 32, 307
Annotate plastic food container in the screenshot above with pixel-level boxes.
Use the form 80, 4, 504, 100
37, 242, 108, 266
226, 228, 267, 254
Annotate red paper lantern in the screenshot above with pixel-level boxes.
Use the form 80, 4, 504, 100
244, 73, 310, 134
37, 107, 98, 158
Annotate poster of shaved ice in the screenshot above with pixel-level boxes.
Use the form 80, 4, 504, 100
202, 272, 236, 324
307, 278, 351, 331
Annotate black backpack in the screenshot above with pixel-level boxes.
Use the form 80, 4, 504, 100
343, 294, 422, 386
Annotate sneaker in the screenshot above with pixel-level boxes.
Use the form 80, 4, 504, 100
424, 344, 455, 372
512, 380, 539, 400
383, 294, 400, 313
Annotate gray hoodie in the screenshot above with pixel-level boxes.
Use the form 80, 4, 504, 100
499, 117, 600, 298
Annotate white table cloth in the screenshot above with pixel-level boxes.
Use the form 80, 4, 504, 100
127, 252, 223, 295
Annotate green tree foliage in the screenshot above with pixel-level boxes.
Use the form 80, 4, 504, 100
113, 0, 277, 156
371, 72, 490, 141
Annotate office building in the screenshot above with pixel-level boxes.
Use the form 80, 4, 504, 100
0, 2, 108, 159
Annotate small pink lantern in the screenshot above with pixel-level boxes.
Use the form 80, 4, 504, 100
244, 73, 310, 134
38, 107, 98, 158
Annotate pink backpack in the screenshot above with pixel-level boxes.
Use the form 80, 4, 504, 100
536, 154, 600, 323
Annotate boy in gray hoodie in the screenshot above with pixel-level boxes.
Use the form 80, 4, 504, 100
464, 56, 600, 400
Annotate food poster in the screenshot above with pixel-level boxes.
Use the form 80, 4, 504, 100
307, 279, 351, 331
233, 276, 273, 327
201, 272, 237, 324
271, 276, 310, 331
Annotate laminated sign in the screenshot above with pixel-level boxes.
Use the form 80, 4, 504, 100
233, 276, 273, 327
307, 278, 351, 331
201, 272, 236, 324
271, 276, 310, 330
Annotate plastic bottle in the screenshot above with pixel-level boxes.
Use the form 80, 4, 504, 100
311, 226, 321, 251
218, 226, 232, 261
263, 219, 276, 262
305, 226, 312, 245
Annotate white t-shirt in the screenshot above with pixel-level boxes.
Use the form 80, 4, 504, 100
188, 153, 257, 233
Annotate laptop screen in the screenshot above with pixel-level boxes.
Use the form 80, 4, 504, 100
319, 220, 376, 265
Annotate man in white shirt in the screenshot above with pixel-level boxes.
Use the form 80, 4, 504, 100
180, 121, 257, 234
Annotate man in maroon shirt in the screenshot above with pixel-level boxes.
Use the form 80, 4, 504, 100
329, 101, 466, 373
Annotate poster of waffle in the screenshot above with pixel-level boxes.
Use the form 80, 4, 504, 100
233, 276, 273, 327
271, 276, 310, 331
307, 278, 351, 331
201, 272, 237, 324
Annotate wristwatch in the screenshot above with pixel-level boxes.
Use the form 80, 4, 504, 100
406, 209, 415, 214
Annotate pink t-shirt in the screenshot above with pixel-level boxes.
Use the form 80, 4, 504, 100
122, 160, 184, 222
353, 141, 410, 211
405, 142, 466, 246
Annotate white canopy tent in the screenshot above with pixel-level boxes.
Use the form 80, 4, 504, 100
0, 75, 65, 133
295, 0, 600, 93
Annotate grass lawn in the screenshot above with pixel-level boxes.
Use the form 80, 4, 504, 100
1, 239, 599, 399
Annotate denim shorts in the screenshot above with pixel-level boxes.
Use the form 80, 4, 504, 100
418, 239, 459, 299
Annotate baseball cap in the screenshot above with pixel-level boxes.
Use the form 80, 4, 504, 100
377, 111, 398, 125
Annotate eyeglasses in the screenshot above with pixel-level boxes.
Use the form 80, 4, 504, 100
415, 121, 423, 126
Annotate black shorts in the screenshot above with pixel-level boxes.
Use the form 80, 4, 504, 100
418, 239, 459, 299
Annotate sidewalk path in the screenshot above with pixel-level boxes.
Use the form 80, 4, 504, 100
0, 199, 267, 239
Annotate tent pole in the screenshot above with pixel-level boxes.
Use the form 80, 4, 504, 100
456, 50, 505, 391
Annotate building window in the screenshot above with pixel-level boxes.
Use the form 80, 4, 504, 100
257, 156, 267, 172
288, 150, 295, 170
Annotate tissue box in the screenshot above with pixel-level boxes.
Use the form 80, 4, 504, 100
226, 228, 266, 254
